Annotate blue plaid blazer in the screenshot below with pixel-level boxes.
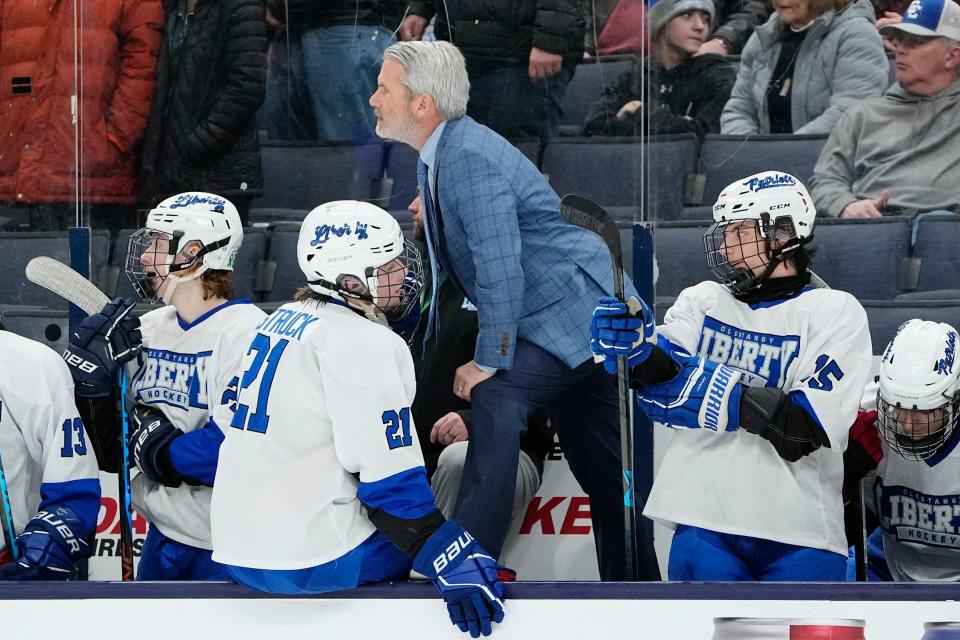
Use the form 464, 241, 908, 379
419, 116, 635, 370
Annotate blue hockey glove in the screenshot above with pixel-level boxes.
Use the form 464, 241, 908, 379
412, 520, 506, 638
636, 352, 743, 432
130, 405, 185, 487
64, 297, 142, 398
0, 507, 89, 580
590, 295, 656, 374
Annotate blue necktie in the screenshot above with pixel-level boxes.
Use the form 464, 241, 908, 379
417, 160, 441, 346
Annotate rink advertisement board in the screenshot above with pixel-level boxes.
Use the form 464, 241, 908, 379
0, 583, 959, 639
90, 441, 601, 580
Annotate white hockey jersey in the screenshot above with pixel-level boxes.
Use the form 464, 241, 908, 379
644, 281, 872, 556
211, 300, 431, 570
128, 300, 265, 549
874, 429, 960, 581
0, 332, 99, 552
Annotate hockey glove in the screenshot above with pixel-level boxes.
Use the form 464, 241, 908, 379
412, 520, 506, 638
64, 297, 142, 398
843, 409, 882, 503
0, 507, 90, 580
130, 405, 185, 487
590, 295, 655, 374
636, 352, 743, 432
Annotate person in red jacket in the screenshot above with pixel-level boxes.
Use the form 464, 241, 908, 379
0, 0, 163, 234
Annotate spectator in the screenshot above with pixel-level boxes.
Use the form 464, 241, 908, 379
399, 0, 584, 140
0, 0, 163, 234
698, 0, 773, 55
138, 0, 268, 225
721, 0, 888, 134
811, 0, 960, 218
586, 0, 650, 57
405, 194, 553, 556
584, 0, 736, 137
370, 41, 661, 581
262, 0, 398, 142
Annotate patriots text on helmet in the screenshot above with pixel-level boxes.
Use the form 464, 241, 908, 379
938, 331, 957, 376
742, 174, 797, 192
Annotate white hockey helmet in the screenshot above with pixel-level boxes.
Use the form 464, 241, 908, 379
704, 171, 816, 294
125, 192, 243, 303
297, 200, 423, 321
877, 318, 960, 460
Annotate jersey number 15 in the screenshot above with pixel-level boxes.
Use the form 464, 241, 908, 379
231, 333, 289, 434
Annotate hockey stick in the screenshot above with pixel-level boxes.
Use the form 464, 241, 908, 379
559, 194, 639, 580
0, 436, 19, 562
25, 257, 136, 581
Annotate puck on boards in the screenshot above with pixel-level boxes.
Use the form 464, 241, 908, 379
924, 622, 960, 639
712, 618, 866, 640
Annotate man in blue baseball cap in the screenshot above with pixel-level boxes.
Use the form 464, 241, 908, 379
810, 0, 960, 218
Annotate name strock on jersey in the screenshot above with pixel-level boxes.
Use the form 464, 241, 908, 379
0, 332, 99, 549
875, 430, 960, 581
211, 300, 426, 570
644, 281, 872, 556
128, 301, 266, 549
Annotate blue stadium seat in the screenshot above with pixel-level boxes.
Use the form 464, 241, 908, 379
652, 221, 712, 298
913, 214, 960, 292
811, 217, 911, 299
862, 300, 960, 354
264, 223, 301, 302
248, 208, 309, 225
560, 55, 636, 131
696, 134, 828, 205
254, 142, 384, 210
0, 231, 110, 308
542, 134, 698, 218
0, 307, 68, 353
382, 140, 541, 212
620, 222, 634, 279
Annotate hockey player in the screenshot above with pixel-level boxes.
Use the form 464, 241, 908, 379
211, 201, 508, 638
0, 332, 100, 580
63, 192, 265, 580
864, 318, 960, 581
590, 171, 872, 580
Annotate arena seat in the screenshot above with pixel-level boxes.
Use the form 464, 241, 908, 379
652, 221, 712, 298
811, 217, 911, 300
248, 208, 309, 225
913, 214, 960, 292
254, 142, 384, 210
620, 222, 634, 278
0, 230, 110, 308
263, 223, 301, 302
694, 134, 828, 205
0, 307, 68, 353
542, 134, 698, 218
862, 299, 960, 353
560, 55, 636, 132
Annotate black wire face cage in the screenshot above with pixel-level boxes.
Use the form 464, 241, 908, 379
125, 228, 192, 302
704, 216, 803, 295
362, 239, 425, 320
876, 394, 959, 460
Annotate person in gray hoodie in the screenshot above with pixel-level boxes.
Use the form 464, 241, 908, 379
811, 0, 960, 218
721, 0, 889, 134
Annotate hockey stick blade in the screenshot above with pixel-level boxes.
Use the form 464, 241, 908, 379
560, 194, 623, 282
25, 257, 111, 316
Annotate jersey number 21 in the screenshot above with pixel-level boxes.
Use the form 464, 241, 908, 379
231, 333, 289, 434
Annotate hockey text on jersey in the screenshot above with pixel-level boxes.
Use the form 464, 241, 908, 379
876, 479, 960, 549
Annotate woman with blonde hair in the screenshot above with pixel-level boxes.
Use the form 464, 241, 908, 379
721, 0, 889, 134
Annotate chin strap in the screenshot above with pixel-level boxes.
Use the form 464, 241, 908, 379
162, 263, 208, 305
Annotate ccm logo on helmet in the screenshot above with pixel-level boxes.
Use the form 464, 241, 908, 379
63, 349, 98, 374
432, 530, 474, 573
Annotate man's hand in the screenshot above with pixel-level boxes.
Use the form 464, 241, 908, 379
616, 100, 643, 119
454, 361, 495, 401
400, 15, 429, 41
528, 47, 563, 82
697, 38, 730, 56
431, 412, 470, 445
840, 190, 891, 218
